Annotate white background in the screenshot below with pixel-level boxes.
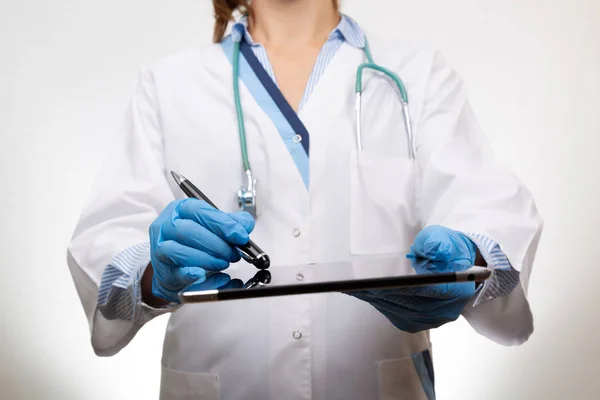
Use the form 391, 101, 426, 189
1, 0, 599, 399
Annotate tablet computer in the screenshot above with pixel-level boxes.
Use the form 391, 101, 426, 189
178, 255, 491, 304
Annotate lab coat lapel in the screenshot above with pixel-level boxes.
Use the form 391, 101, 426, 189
221, 37, 311, 190
239, 40, 311, 158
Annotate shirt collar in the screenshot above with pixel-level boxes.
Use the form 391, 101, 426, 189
230, 13, 365, 49
332, 14, 366, 49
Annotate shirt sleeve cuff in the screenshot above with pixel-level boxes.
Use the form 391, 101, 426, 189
97, 243, 179, 326
463, 232, 521, 306
129, 248, 181, 325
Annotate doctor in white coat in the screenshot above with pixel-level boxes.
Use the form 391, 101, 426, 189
67, 0, 543, 399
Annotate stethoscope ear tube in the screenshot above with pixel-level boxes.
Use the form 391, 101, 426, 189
355, 92, 363, 151
402, 101, 416, 159
355, 62, 414, 160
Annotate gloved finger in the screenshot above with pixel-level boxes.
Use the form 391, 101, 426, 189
151, 200, 179, 228
151, 280, 181, 303
346, 290, 417, 313
369, 281, 474, 308
410, 259, 473, 275
344, 290, 375, 302
155, 240, 230, 271
412, 225, 456, 262
353, 289, 428, 313
354, 292, 419, 319
434, 260, 473, 273
228, 211, 255, 234
403, 284, 475, 321
407, 256, 432, 273
406, 245, 427, 260
163, 219, 241, 263
177, 199, 251, 246
163, 265, 208, 287
403, 281, 476, 301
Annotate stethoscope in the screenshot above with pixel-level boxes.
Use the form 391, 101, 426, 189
232, 35, 415, 218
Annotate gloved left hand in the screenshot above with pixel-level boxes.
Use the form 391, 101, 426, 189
349, 225, 479, 333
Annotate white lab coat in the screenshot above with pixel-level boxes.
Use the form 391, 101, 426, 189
67, 32, 542, 400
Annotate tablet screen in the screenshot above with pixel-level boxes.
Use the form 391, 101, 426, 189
178, 255, 488, 303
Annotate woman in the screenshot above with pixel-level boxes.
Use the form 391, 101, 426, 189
67, 0, 542, 399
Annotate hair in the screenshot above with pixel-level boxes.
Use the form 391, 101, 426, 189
212, 0, 340, 43
212, 0, 252, 43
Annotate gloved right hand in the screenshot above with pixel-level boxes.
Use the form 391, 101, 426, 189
149, 198, 255, 302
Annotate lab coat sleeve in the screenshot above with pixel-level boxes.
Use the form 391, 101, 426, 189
66, 67, 176, 356
414, 51, 543, 346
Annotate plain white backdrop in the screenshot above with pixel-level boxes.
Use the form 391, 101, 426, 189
1, 0, 599, 399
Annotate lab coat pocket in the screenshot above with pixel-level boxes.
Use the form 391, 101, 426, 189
350, 149, 419, 255
160, 364, 219, 400
378, 350, 435, 400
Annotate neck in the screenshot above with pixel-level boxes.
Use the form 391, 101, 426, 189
249, 0, 340, 48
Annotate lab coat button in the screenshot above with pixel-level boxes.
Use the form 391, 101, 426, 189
293, 134, 302, 143
292, 229, 301, 237
293, 330, 303, 340
296, 273, 304, 281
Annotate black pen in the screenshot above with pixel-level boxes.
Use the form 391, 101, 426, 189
170, 171, 271, 270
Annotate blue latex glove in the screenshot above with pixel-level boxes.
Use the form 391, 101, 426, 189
149, 198, 255, 302
350, 225, 478, 333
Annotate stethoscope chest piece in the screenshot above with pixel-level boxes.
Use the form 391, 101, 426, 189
238, 169, 259, 218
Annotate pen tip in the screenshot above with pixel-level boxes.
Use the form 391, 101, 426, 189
170, 171, 186, 184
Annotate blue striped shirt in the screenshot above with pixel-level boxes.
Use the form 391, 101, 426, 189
97, 14, 520, 323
